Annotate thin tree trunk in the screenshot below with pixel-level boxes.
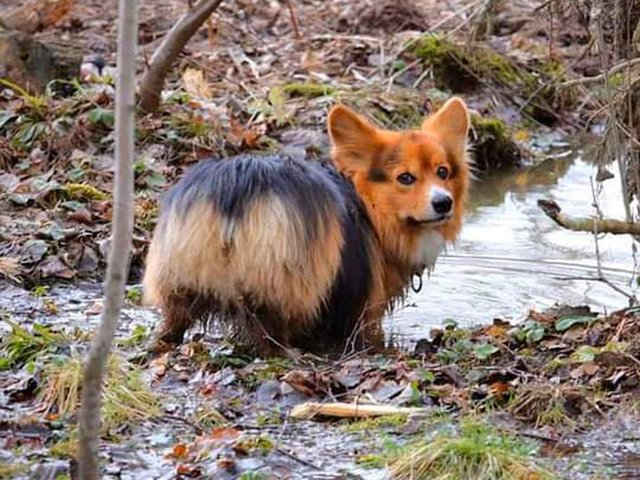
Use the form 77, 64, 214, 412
77, 1, 137, 479
138, 0, 223, 113
538, 199, 640, 235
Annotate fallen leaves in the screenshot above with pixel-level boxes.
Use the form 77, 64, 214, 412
182, 68, 211, 100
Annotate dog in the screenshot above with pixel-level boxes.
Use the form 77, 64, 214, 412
142, 97, 471, 354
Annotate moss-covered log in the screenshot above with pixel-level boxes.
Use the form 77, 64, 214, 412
470, 114, 522, 172
411, 34, 575, 125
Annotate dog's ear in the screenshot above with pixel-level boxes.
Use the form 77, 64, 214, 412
328, 105, 380, 175
422, 97, 469, 158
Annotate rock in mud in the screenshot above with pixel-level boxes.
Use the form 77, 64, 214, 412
0, 29, 81, 92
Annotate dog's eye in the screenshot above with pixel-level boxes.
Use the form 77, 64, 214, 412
436, 166, 449, 180
397, 172, 416, 185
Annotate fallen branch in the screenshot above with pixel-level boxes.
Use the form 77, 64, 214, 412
290, 402, 429, 420
138, 0, 223, 112
558, 57, 640, 88
537, 199, 640, 235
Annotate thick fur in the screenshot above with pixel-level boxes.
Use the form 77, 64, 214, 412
143, 98, 471, 354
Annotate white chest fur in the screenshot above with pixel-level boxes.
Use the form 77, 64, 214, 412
413, 231, 445, 271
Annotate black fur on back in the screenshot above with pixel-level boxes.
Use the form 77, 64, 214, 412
162, 154, 345, 246
158, 153, 376, 351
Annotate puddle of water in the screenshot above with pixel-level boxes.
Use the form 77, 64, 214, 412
554, 414, 640, 479
387, 154, 639, 341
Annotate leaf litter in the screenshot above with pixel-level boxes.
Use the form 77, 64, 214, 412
0, 0, 638, 478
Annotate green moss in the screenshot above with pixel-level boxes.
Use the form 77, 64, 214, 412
0, 461, 28, 478
49, 429, 77, 459
413, 35, 479, 92
343, 414, 409, 433
281, 82, 336, 98
240, 357, 292, 387
193, 405, 227, 429
63, 182, 109, 201
234, 435, 274, 455
256, 411, 282, 426
411, 34, 574, 124
356, 453, 387, 468
413, 35, 527, 91
470, 114, 521, 172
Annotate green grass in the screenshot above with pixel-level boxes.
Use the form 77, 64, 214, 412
0, 317, 69, 370
390, 420, 552, 480
0, 461, 28, 479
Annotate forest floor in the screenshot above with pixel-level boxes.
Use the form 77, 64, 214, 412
1, 0, 639, 479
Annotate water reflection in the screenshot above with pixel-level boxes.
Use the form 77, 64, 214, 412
387, 152, 639, 341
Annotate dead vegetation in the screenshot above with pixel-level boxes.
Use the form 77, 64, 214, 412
1, 0, 640, 478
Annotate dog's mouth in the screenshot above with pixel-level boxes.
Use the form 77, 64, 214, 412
406, 215, 451, 227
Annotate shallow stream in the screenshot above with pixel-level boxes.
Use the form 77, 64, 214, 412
388, 144, 639, 342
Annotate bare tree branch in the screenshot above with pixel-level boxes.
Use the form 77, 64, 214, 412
138, 0, 223, 113
538, 199, 640, 235
77, 0, 137, 478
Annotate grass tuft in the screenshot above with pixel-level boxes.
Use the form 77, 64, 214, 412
390, 420, 551, 480
39, 354, 160, 431
0, 256, 22, 283
0, 317, 69, 370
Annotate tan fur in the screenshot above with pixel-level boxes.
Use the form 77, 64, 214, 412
144, 197, 344, 332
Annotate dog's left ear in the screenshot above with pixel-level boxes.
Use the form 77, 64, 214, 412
422, 97, 469, 157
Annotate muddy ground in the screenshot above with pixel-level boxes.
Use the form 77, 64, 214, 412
1, 0, 640, 478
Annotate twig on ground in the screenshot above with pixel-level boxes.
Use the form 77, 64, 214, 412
290, 402, 429, 420
274, 447, 321, 470
559, 57, 640, 88
284, 0, 301, 39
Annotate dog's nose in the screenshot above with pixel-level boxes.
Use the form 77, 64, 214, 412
432, 193, 453, 214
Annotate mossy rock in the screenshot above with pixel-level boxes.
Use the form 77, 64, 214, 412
470, 114, 522, 172
411, 35, 574, 125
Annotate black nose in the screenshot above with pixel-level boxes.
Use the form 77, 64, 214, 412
432, 194, 453, 214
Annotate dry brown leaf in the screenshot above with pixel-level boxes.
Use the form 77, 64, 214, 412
182, 68, 211, 99
167, 443, 189, 460
209, 426, 240, 442
281, 370, 316, 396
490, 381, 510, 397
149, 352, 169, 378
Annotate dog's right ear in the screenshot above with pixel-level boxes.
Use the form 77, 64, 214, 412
328, 105, 379, 175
